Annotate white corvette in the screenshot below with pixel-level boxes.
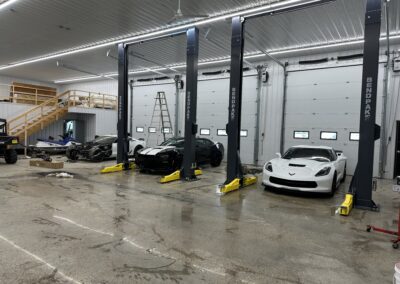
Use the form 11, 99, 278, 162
262, 145, 347, 195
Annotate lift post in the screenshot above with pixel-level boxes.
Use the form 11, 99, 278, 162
182, 27, 200, 180
340, 0, 382, 215
160, 28, 202, 183
218, 16, 257, 194
116, 43, 130, 170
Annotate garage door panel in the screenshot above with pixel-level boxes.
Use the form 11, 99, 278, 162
287, 83, 361, 100
284, 65, 384, 176
285, 98, 360, 114
287, 66, 363, 85
286, 113, 360, 129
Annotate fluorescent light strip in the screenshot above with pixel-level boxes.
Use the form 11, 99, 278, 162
0, 0, 19, 10
0, 0, 329, 71
54, 33, 400, 84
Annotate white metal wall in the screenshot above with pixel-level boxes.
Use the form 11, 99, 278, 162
385, 70, 400, 179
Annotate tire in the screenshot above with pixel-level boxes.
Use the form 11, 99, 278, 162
341, 164, 347, 183
4, 149, 17, 164
329, 172, 337, 197
210, 152, 222, 167
67, 149, 79, 161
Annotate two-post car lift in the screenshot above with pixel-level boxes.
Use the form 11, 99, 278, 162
103, 28, 202, 183
218, 0, 335, 194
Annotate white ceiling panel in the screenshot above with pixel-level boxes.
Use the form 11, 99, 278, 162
0, 0, 399, 83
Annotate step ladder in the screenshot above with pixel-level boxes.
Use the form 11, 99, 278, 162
149, 92, 173, 145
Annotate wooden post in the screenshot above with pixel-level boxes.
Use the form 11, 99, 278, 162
35, 89, 38, 105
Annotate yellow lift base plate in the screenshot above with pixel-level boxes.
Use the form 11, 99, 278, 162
219, 175, 257, 194
160, 169, 203, 184
100, 162, 135, 174
339, 194, 354, 216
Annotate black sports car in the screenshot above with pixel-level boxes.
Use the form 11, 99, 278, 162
135, 137, 224, 173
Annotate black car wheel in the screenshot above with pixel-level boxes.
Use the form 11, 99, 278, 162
133, 146, 143, 157
210, 152, 222, 167
67, 149, 79, 161
4, 149, 17, 164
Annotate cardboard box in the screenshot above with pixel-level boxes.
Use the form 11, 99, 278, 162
29, 160, 64, 169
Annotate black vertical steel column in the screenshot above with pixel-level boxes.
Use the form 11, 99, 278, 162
129, 80, 134, 137
354, 0, 381, 210
182, 27, 199, 180
225, 16, 245, 184
117, 43, 130, 167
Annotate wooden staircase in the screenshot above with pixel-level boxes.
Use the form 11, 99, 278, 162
6, 89, 117, 144
7, 91, 71, 142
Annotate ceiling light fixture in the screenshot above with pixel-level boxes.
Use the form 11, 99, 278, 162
0, 0, 333, 71
0, 0, 19, 10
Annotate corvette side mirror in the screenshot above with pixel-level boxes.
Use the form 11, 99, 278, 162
276, 152, 281, 158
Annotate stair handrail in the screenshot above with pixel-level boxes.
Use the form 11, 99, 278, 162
7, 90, 71, 132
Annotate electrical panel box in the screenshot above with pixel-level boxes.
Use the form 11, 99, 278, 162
394, 59, 400, 72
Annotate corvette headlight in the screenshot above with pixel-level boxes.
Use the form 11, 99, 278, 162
315, 167, 331, 177
265, 162, 273, 172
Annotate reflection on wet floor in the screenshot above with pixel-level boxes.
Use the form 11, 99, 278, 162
0, 159, 398, 283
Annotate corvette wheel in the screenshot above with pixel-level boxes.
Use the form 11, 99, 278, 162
210, 152, 222, 167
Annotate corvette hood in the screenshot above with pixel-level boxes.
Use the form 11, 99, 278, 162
271, 158, 330, 177
139, 146, 176, 156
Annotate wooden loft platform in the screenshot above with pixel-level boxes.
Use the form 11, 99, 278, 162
10, 82, 57, 105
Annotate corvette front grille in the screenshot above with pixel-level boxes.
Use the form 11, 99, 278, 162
269, 177, 317, 188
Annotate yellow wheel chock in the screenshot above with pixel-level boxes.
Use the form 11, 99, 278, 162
100, 162, 135, 174
160, 169, 203, 184
218, 175, 257, 194
339, 194, 354, 216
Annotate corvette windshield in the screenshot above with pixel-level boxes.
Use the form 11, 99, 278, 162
160, 138, 183, 146
283, 148, 332, 161
92, 136, 117, 144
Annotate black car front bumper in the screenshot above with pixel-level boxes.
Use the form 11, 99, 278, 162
135, 153, 178, 173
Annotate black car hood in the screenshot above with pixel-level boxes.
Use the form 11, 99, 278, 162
139, 146, 177, 156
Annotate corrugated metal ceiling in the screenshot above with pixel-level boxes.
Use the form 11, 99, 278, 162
0, 0, 399, 83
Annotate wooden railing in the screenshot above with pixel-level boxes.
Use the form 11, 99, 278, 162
6, 90, 117, 142
67, 90, 117, 110
0, 83, 55, 105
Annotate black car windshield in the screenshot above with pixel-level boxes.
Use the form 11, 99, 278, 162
92, 136, 117, 144
283, 147, 332, 161
160, 138, 184, 147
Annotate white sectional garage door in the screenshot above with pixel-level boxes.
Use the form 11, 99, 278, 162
284, 64, 383, 176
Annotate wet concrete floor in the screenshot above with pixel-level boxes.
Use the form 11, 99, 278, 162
0, 158, 399, 283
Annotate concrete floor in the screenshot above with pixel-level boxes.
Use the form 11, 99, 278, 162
0, 157, 399, 284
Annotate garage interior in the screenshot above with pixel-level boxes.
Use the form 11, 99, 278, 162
1, 0, 400, 283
